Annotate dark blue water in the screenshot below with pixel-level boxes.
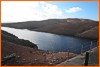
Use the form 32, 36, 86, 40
2, 27, 97, 54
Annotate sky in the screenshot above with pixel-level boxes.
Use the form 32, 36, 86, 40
1, 1, 98, 23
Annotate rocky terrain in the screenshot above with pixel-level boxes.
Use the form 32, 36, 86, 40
2, 30, 77, 66
2, 18, 98, 39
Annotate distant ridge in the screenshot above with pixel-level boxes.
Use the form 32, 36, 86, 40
2, 18, 98, 39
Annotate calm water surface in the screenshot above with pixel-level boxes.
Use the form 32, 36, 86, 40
2, 27, 97, 54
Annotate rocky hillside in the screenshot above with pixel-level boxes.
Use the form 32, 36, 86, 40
2, 40, 77, 66
2, 30, 38, 49
2, 18, 98, 39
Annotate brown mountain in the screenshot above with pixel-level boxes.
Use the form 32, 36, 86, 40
2, 18, 98, 39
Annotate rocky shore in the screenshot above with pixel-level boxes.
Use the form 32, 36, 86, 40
2, 30, 38, 49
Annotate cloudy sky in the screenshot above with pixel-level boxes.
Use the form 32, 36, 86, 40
1, 1, 98, 23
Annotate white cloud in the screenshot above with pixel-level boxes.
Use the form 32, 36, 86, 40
41, 3, 63, 17
1, 1, 64, 23
66, 7, 82, 13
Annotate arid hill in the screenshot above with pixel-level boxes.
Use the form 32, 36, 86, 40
2, 18, 98, 39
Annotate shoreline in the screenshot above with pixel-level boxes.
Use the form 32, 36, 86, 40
2, 26, 98, 40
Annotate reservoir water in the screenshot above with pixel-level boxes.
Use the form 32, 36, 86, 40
2, 27, 97, 54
